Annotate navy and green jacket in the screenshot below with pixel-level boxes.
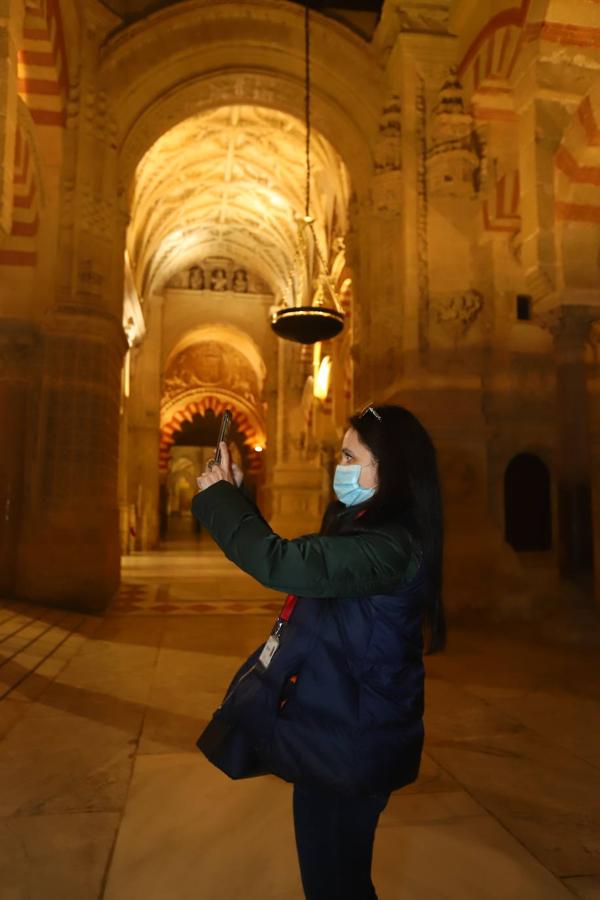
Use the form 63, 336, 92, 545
192, 480, 426, 796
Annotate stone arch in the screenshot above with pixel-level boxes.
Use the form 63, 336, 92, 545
100, 1, 380, 203
504, 452, 553, 551
160, 323, 268, 473
164, 323, 267, 390
554, 76, 600, 294
17, 0, 70, 127
0, 97, 44, 268
160, 394, 266, 473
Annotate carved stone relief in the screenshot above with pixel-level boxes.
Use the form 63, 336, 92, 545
166, 258, 268, 294
163, 341, 260, 406
373, 94, 402, 214
431, 289, 484, 339
428, 69, 481, 197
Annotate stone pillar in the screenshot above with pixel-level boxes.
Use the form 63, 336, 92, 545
349, 90, 407, 405
540, 306, 595, 585
268, 340, 328, 537
589, 335, 600, 608
16, 310, 126, 612
512, 63, 570, 299
0, 320, 35, 594
127, 298, 162, 551
0, 0, 22, 237
118, 349, 131, 554
352, 199, 404, 406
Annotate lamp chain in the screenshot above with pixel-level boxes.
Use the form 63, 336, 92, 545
304, 0, 311, 220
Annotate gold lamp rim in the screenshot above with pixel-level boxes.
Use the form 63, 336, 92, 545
270, 305, 345, 323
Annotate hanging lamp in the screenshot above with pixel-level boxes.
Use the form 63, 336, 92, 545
270, 1, 345, 345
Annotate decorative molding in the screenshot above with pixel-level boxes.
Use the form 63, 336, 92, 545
162, 340, 261, 408
374, 94, 402, 174
372, 94, 403, 214
416, 74, 430, 361
427, 69, 481, 197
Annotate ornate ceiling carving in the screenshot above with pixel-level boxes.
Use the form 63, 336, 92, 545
128, 104, 350, 300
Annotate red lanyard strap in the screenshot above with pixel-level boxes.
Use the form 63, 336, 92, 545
280, 594, 297, 622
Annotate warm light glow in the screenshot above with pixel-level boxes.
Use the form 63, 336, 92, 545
314, 355, 332, 400
124, 350, 131, 398
128, 106, 350, 298
313, 341, 322, 381
254, 444, 264, 453
266, 189, 287, 209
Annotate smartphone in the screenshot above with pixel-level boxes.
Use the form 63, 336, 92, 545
213, 410, 232, 466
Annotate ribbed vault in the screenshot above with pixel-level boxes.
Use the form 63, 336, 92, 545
128, 104, 350, 299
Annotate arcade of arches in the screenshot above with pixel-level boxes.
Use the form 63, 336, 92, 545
2, 0, 600, 629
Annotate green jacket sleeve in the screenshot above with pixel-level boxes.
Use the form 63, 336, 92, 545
191, 481, 421, 598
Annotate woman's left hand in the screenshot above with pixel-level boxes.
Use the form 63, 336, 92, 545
196, 442, 235, 492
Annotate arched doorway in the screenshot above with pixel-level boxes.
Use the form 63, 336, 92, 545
120, 97, 354, 551
107, 3, 366, 550
162, 407, 256, 544
504, 454, 552, 552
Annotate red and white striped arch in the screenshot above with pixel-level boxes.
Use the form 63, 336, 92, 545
160, 393, 267, 474
555, 82, 600, 225
0, 116, 40, 267
554, 80, 600, 293
18, 0, 68, 127
483, 168, 521, 234
457, 0, 531, 120
459, 0, 600, 124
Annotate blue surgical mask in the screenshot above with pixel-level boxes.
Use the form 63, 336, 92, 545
333, 464, 376, 507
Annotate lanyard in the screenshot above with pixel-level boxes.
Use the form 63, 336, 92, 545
279, 593, 298, 622
259, 594, 297, 670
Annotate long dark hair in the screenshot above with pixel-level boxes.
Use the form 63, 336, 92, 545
349, 404, 446, 655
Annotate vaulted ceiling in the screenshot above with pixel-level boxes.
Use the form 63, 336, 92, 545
128, 105, 350, 300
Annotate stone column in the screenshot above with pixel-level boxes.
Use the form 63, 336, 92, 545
127, 297, 162, 551
349, 89, 407, 405
588, 331, 600, 608
352, 198, 404, 406
0, 0, 22, 237
540, 306, 595, 584
0, 320, 35, 595
118, 349, 131, 554
16, 310, 126, 612
512, 62, 570, 299
268, 340, 328, 537
14, 5, 128, 610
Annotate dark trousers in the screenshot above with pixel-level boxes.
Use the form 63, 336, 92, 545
292, 783, 390, 900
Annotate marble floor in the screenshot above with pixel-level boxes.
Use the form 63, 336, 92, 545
1, 544, 600, 899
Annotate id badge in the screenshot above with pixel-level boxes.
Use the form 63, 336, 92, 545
258, 634, 280, 670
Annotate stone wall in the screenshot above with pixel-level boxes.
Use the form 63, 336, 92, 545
2, 0, 600, 620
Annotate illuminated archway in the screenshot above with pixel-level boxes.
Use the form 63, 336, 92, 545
160, 394, 266, 474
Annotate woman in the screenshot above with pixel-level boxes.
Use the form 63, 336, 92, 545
193, 404, 446, 900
